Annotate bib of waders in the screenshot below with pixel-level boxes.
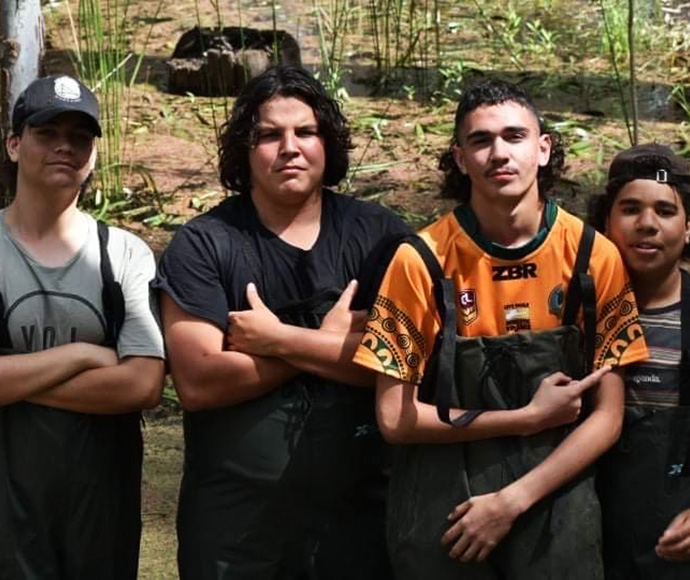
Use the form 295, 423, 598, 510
0, 222, 141, 580
598, 269, 690, 579
384, 225, 604, 580
176, 201, 391, 580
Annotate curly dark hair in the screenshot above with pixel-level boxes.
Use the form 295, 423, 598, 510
218, 65, 353, 194
438, 79, 565, 202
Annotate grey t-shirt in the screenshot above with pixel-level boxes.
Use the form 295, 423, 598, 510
0, 211, 164, 360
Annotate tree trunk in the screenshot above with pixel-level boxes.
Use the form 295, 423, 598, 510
0, 0, 44, 204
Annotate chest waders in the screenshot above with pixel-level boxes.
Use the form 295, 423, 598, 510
176, 210, 392, 580
597, 270, 690, 579
0, 223, 142, 580
383, 228, 603, 580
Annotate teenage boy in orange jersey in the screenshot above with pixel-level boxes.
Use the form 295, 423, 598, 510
354, 79, 648, 579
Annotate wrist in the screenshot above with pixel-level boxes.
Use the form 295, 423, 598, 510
498, 481, 534, 518
516, 404, 538, 436
269, 322, 294, 358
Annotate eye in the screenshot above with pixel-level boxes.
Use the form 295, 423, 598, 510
504, 130, 526, 142
657, 206, 678, 218
35, 127, 57, 138
619, 205, 639, 216
467, 135, 491, 147
255, 130, 280, 143
71, 132, 94, 147
297, 128, 319, 138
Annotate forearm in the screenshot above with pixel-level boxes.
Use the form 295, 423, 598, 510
27, 357, 165, 414
272, 326, 375, 387
377, 375, 534, 444
172, 350, 300, 411
0, 343, 107, 406
499, 374, 624, 515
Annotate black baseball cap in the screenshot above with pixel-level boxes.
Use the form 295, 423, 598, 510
11, 75, 101, 137
607, 143, 690, 190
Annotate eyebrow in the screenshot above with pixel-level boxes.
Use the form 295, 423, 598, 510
618, 198, 679, 209
464, 125, 529, 140
255, 122, 319, 130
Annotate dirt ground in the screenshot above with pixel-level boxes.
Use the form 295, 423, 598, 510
34, 0, 690, 577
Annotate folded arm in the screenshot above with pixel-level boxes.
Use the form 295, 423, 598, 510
27, 355, 165, 414
162, 292, 299, 411
442, 369, 624, 562
0, 342, 118, 406
375, 365, 611, 444
227, 281, 375, 387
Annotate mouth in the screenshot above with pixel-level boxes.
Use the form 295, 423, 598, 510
486, 168, 517, 180
631, 241, 663, 254
48, 160, 77, 170
277, 165, 304, 173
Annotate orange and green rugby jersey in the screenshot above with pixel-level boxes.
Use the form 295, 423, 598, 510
354, 200, 648, 384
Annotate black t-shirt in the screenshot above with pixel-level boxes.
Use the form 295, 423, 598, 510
155, 189, 410, 327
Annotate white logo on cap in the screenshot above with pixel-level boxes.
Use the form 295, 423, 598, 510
53, 77, 82, 102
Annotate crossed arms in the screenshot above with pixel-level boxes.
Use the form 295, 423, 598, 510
0, 343, 164, 413
162, 280, 375, 411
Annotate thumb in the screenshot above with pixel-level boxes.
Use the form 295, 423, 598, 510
246, 282, 266, 310
575, 365, 612, 395
335, 280, 358, 310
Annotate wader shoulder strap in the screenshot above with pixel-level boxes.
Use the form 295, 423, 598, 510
97, 222, 126, 348
0, 292, 10, 350
561, 224, 597, 373
680, 269, 690, 406
361, 233, 467, 427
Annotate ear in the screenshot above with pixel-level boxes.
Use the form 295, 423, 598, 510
684, 217, 690, 245
537, 132, 552, 168
5, 134, 20, 162
452, 144, 466, 175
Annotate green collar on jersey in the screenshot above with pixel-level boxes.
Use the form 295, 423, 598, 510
453, 198, 557, 260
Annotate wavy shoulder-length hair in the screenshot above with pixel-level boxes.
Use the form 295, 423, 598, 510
218, 65, 353, 194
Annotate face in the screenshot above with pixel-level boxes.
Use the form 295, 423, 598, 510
452, 102, 551, 205
248, 96, 326, 207
6, 112, 97, 194
607, 179, 690, 279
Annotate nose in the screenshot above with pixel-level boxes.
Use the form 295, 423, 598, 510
489, 137, 509, 161
54, 133, 74, 153
279, 131, 298, 156
636, 208, 658, 232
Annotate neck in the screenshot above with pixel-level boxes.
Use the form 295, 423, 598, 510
250, 188, 323, 250
4, 185, 87, 267
632, 266, 682, 310
6, 185, 81, 239
470, 188, 544, 247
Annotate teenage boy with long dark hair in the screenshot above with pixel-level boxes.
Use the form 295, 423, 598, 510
156, 65, 409, 579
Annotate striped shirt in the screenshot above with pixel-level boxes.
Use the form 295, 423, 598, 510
625, 303, 681, 409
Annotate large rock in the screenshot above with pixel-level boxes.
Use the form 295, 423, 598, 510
167, 26, 301, 96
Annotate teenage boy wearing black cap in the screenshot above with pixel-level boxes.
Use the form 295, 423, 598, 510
591, 144, 690, 578
0, 75, 165, 579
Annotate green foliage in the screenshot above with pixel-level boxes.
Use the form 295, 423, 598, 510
63, 0, 164, 217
